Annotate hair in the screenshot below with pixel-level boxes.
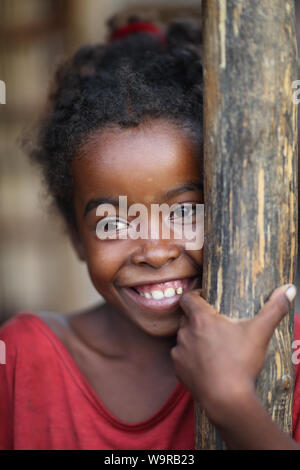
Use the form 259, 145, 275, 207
28, 15, 203, 229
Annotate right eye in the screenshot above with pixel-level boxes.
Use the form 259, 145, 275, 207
96, 217, 128, 239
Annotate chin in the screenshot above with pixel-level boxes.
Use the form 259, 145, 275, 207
139, 319, 180, 338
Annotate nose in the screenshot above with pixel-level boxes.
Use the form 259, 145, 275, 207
131, 240, 181, 269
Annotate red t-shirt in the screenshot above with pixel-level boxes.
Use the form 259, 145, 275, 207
0, 311, 299, 450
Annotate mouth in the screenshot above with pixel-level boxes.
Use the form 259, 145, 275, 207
119, 276, 200, 313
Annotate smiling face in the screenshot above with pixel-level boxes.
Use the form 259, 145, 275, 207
71, 119, 204, 337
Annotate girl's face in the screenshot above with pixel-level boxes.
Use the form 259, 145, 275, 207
71, 119, 204, 337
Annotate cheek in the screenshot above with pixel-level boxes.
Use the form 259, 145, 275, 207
84, 239, 126, 286
187, 247, 203, 267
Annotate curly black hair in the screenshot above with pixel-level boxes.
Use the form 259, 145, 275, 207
29, 18, 203, 228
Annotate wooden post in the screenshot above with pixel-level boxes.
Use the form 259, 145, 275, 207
197, 0, 298, 449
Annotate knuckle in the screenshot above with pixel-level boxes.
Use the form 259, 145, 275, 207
194, 310, 210, 327
192, 314, 208, 335
193, 313, 203, 329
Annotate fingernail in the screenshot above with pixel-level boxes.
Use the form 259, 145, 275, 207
283, 284, 297, 303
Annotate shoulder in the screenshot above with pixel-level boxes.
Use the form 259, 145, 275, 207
0, 311, 41, 345
0, 305, 108, 366
0, 311, 70, 365
0, 310, 79, 345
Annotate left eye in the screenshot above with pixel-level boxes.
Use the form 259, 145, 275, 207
169, 204, 196, 221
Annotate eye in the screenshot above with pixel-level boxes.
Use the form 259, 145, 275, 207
169, 203, 197, 223
96, 217, 128, 238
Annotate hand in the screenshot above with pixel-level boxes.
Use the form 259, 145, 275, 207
170, 284, 296, 424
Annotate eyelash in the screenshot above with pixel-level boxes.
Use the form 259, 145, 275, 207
169, 203, 197, 220
96, 217, 128, 233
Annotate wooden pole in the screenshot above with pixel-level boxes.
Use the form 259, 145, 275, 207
197, 0, 298, 449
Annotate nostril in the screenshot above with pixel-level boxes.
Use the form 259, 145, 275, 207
131, 243, 181, 268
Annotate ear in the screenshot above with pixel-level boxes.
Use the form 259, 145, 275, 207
68, 226, 86, 261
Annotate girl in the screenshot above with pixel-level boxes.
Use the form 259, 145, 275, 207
0, 17, 300, 450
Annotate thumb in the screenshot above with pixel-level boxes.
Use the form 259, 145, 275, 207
250, 284, 297, 343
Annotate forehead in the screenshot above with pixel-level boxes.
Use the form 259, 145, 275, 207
72, 120, 202, 204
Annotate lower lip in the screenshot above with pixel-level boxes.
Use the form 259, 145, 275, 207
120, 277, 199, 313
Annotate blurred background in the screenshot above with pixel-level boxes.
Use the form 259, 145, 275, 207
0, 0, 299, 324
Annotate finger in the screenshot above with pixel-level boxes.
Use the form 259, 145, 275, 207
178, 314, 189, 329
179, 289, 217, 318
250, 284, 297, 343
170, 342, 183, 362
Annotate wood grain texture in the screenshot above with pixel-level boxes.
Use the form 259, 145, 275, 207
197, 0, 298, 449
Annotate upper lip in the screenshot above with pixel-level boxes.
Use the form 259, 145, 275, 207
118, 275, 199, 289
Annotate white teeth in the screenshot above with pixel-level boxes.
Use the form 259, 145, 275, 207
151, 290, 164, 300
135, 284, 185, 299
164, 287, 176, 298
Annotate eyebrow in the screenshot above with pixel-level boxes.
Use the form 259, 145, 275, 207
162, 181, 203, 202
84, 196, 121, 218
83, 180, 203, 218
